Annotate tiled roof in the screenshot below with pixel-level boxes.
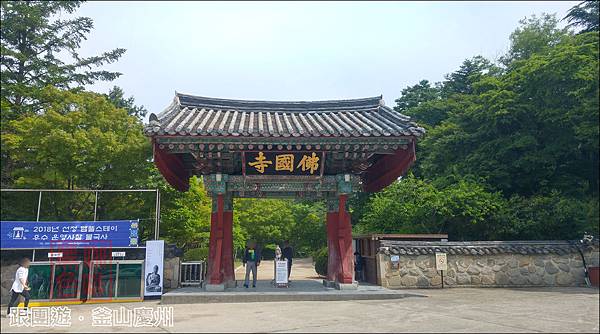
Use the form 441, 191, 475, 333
145, 93, 425, 138
379, 240, 598, 256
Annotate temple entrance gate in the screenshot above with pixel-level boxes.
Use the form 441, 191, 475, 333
144, 93, 424, 291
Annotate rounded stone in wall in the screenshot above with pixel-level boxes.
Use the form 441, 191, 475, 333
444, 276, 456, 286
430, 275, 442, 286
528, 275, 543, 285
545, 262, 559, 275
467, 266, 481, 275
509, 274, 527, 285
481, 275, 494, 285
495, 272, 509, 285
556, 272, 573, 286
401, 275, 418, 286
519, 258, 531, 267
409, 269, 420, 276
456, 273, 471, 285
570, 259, 583, 268
543, 274, 555, 285
416, 276, 429, 287
558, 263, 570, 272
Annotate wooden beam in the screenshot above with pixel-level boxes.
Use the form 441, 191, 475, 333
363, 140, 416, 192
154, 143, 189, 191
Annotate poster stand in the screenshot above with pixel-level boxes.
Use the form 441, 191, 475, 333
274, 259, 288, 288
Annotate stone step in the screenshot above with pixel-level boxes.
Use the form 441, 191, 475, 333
161, 291, 423, 304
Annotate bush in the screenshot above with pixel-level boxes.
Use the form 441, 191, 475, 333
183, 247, 208, 261
313, 247, 328, 277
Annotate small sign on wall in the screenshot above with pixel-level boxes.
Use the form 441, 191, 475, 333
390, 255, 400, 270
112, 251, 126, 257
435, 252, 447, 271
48, 252, 63, 258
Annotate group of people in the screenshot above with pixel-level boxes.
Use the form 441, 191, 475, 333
243, 240, 293, 288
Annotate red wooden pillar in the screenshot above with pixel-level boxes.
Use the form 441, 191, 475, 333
207, 193, 234, 289
326, 195, 354, 285
337, 194, 354, 283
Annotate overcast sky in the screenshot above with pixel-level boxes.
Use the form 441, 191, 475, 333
74, 1, 578, 118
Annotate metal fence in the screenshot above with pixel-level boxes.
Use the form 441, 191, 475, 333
179, 261, 206, 287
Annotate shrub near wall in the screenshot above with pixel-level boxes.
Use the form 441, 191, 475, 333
378, 240, 599, 288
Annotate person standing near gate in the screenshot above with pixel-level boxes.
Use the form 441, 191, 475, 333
7, 257, 31, 316
282, 240, 293, 281
243, 242, 260, 288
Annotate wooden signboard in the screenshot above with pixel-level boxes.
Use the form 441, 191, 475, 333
244, 151, 324, 176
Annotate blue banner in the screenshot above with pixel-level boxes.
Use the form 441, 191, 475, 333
1, 220, 139, 249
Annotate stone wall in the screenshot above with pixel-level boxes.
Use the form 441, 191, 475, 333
1, 263, 20, 304
378, 240, 599, 289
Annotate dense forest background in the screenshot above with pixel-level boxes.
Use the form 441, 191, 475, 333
1, 1, 598, 260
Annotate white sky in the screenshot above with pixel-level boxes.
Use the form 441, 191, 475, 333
73, 1, 578, 119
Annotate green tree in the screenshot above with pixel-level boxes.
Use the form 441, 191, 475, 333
289, 201, 326, 256
1, 1, 126, 187
160, 176, 212, 249
564, 0, 600, 33
2, 87, 151, 189
441, 56, 499, 96
234, 199, 295, 248
420, 32, 599, 197
356, 175, 509, 241
500, 13, 571, 66
0, 1, 125, 118
106, 86, 147, 119
393, 80, 440, 114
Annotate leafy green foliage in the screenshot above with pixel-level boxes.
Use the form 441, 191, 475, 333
106, 86, 147, 119
357, 175, 508, 240
500, 13, 571, 66
160, 176, 212, 250
393, 80, 440, 114
3, 87, 151, 189
0, 1, 125, 118
564, 0, 599, 34
361, 8, 599, 241
313, 247, 328, 277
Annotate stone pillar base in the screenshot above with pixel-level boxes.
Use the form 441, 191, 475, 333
335, 282, 359, 290
323, 279, 335, 288
323, 280, 359, 290
205, 284, 225, 292
225, 280, 236, 289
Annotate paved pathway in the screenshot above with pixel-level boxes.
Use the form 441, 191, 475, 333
235, 257, 319, 282
2, 287, 598, 332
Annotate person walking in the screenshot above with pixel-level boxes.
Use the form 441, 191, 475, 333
243, 243, 260, 288
282, 240, 293, 281
7, 257, 31, 316
354, 251, 365, 282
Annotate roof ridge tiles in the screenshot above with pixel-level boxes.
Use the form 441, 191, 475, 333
145, 93, 425, 139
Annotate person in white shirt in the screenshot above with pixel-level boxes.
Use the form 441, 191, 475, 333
7, 258, 31, 316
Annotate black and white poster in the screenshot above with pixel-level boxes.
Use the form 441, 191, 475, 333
144, 240, 164, 296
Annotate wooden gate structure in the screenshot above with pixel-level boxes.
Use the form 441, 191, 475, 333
144, 93, 424, 291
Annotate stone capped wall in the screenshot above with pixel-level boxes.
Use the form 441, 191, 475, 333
378, 240, 599, 289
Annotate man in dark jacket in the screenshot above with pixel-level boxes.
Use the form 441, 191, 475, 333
243, 243, 260, 288
282, 240, 293, 280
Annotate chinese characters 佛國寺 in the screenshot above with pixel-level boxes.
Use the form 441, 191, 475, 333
246, 151, 322, 175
